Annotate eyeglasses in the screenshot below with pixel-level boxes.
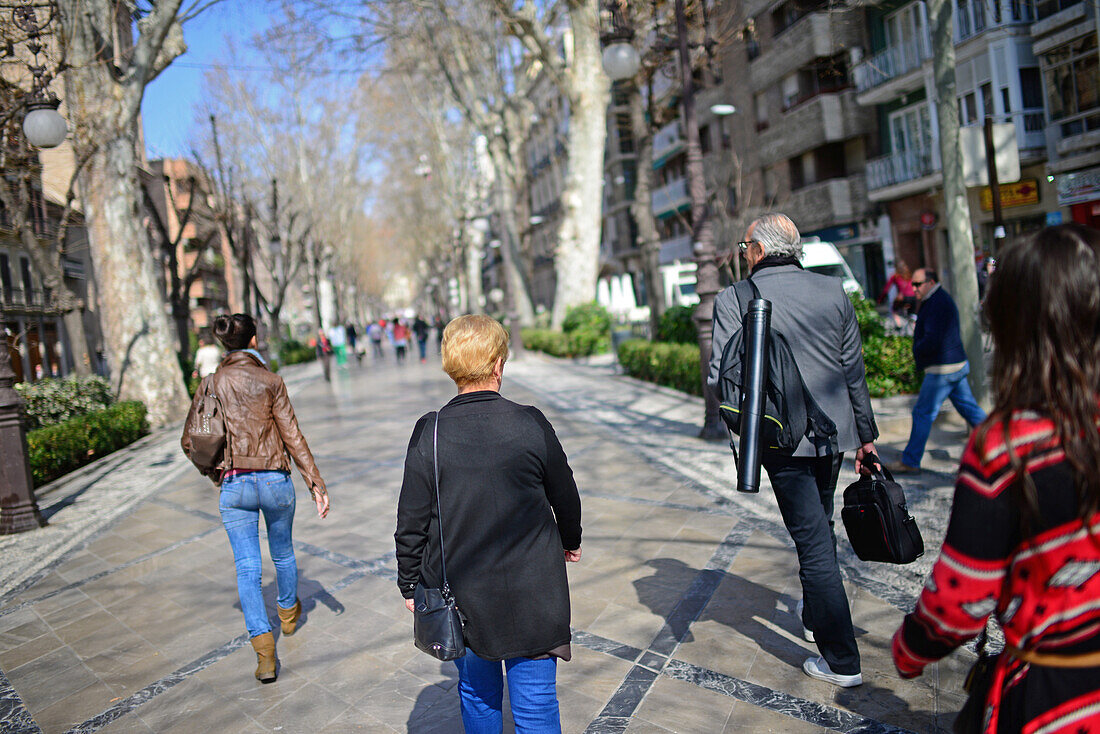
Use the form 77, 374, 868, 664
911, 280, 928, 287
736, 240, 756, 253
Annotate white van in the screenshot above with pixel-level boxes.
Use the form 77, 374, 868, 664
801, 240, 863, 295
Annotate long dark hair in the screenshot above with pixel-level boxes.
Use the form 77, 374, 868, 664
979, 224, 1100, 521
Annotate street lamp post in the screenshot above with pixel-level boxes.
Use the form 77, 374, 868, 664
675, 0, 725, 439
0, 334, 44, 534
11, 4, 67, 149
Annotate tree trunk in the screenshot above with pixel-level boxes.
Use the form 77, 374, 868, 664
466, 224, 485, 313
61, 309, 92, 375
78, 137, 189, 424
929, 0, 987, 403
550, 1, 610, 327
628, 88, 665, 337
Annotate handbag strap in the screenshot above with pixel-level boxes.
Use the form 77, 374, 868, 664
431, 411, 450, 594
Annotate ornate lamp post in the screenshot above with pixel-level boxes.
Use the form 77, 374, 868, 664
12, 3, 67, 149
0, 333, 44, 534
601, 0, 725, 438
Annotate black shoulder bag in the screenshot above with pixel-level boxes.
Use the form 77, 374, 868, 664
413, 412, 467, 661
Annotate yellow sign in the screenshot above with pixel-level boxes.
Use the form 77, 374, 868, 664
980, 179, 1040, 211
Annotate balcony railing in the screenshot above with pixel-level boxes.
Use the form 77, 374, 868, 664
653, 121, 685, 165
659, 233, 693, 265
0, 287, 52, 310
854, 35, 931, 93
867, 148, 940, 191
651, 178, 690, 217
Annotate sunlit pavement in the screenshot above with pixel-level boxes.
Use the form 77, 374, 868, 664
0, 351, 972, 733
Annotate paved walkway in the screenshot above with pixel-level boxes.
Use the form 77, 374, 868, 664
0, 353, 975, 733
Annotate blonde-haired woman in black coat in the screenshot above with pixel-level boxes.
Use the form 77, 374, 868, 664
396, 314, 582, 733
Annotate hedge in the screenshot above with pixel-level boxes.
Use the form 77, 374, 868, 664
617, 339, 703, 396
656, 305, 697, 344
278, 339, 316, 367
15, 375, 114, 431
522, 302, 612, 358
26, 401, 149, 486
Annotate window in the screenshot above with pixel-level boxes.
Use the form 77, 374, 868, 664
885, 3, 927, 58
743, 25, 760, 61
1020, 67, 1042, 108
789, 156, 806, 190
1010, 0, 1034, 21
1001, 87, 1011, 114
699, 124, 712, 154
959, 92, 979, 123
0, 254, 11, 298
720, 117, 732, 149
781, 73, 800, 110
754, 91, 769, 131
1043, 35, 1100, 134
981, 83, 994, 119
890, 103, 935, 158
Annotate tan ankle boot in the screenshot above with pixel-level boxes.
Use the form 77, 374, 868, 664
277, 599, 301, 636
250, 632, 277, 683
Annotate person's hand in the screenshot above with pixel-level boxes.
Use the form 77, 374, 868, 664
564, 547, 582, 563
405, 598, 415, 613
313, 488, 330, 518
854, 443, 880, 476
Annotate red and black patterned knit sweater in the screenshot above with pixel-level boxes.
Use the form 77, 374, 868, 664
892, 411, 1100, 734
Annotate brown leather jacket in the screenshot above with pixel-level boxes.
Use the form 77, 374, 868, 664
182, 351, 326, 494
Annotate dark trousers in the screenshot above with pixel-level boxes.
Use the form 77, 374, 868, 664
762, 452, 860, 675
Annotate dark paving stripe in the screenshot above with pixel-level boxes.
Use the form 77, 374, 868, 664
662, 658, 917, 734
0, 668, 41, 734
149, 497, 221, 524
584, 521, 750, 733
0, 527, 221, 619
65, 563, 381, 734
570, 630, 643, 663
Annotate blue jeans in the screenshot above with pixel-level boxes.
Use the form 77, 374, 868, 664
219, 470, 298, 638
902, 362, 987, 468
453, 652, 560, 733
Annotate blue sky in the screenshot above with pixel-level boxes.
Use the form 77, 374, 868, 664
142, 4, 275, 159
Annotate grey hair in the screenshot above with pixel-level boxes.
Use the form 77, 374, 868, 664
750, 213, 802, 259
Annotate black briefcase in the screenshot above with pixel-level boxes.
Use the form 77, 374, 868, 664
841, 460, 924, 564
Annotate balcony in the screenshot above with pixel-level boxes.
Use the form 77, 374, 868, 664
853, 34, 932, 105
757, 91, 873, 167
0, 287, 59, 313
867, 148, 942, 200
786, 175, 872, 233
651, 178, 690, 218
750, 14, 862, 92
652, 121, 685, 168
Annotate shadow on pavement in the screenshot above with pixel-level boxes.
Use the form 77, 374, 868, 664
407, 662, 463, 733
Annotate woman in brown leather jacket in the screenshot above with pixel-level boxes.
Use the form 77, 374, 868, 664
183, 314, 330, 683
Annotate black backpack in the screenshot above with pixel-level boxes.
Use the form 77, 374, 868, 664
715, 277, 838, 456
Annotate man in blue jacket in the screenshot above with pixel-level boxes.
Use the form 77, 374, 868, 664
888, 268, 986, 474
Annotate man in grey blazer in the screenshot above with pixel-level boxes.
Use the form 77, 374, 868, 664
708, 213, 879, 688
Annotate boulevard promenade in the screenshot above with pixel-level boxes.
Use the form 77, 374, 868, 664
0, 352, 975, 733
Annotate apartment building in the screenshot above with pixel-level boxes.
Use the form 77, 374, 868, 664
524, 72, 570, 313
1030, 0, 1100, 226
853, 0, 1054, 281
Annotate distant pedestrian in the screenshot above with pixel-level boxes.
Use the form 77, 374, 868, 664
892, 226, 1100, 732
396, 315, 582, 732
709, 213, 878, 688
368, 320, 385, 360
182, 313, 330, 684
393, 320, 410, 364
887, 268, 986, 475
329, 324, 348, 367
346, 322, 360, 362
315, 329, 333, 381
412, 315, 430, 363
192, 335, 222, 378
878, 262, 916, 332
433, 317, 444, 354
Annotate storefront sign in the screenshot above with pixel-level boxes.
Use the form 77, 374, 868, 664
1046, 211, 1063, 225
920, 211, 936, 230
1057, 167, 1100, 206
980, 179, 1040, 211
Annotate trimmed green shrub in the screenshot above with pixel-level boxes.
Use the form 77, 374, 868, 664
15, 375, 114, 431
521, 329, 572, 358
656, 305, 697, 344
277, 339, 316, 366
561, 302, 611, 336
522, 302, 612, 358
26, 401, 149, 486
862, 335, 920, 397
617, 339, 702, 396
850, 292, 885, 340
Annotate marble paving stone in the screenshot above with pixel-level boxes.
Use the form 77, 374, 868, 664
31, 680, 115, 734
52, 608, 119, 646
0, 630, 65, 673
723, 699, 831, 733
95, 712, 155, 733
0, 617, 51, 649
318, 707, 400, 733
587, 602, 666, 653
9, 645, 99, 715
633, 675, 736, 734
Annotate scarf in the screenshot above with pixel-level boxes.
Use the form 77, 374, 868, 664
751, 255, 803, 275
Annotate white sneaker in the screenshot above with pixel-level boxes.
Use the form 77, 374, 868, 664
802, 656, 862, 687
794, 600, 814, 643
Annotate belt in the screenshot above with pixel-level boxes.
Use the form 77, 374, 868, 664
1006, 643, 1100, 668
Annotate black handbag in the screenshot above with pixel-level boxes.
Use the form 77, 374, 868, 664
841, 458, 924, 564
953, 628, 998, 734
413, 412, 467, 661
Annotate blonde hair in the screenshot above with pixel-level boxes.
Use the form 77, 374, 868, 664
441, 315, 509, 388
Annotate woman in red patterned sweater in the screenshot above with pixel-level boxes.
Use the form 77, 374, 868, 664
892, 225, 1100, 733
